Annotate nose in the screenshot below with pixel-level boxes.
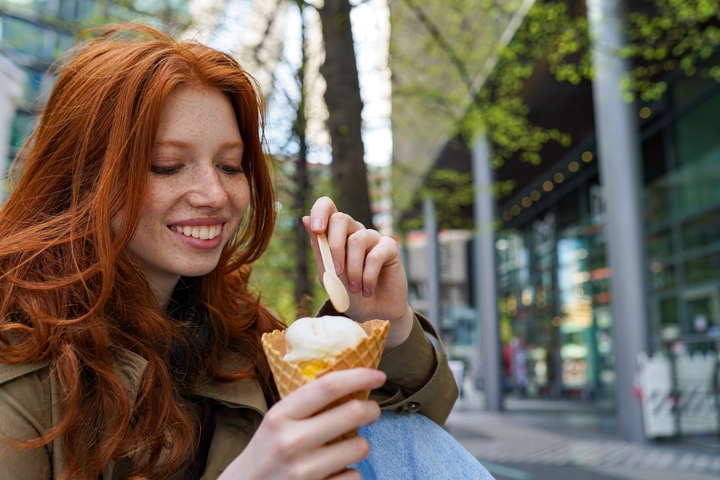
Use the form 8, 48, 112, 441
187, 164, 229, 209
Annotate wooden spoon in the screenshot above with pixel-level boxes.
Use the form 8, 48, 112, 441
317, 233, 350, 313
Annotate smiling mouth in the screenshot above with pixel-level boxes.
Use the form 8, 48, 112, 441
170, 224, 223, 240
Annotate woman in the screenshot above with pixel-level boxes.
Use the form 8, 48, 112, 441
0, 25, 458, 479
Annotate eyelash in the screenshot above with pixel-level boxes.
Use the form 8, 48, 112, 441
220, 165, 244, 175
150, 166, 181, 175
150, 165, 245, 175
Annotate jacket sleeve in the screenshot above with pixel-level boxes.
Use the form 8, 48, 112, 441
315, 303, 458, 426
0, 367, 52, 479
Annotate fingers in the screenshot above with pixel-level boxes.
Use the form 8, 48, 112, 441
271, 369, 386, 421
308, 196, 338, 233
303, 210, 366, 277
326, 214, 364, 275
359, 236, 400, 297
328, 470, 362, 480
327, 468, 363, 480
300, 398, 380, 448
345, 229, 381, 295
305, 196, 402, 299
296, 437, 369, 480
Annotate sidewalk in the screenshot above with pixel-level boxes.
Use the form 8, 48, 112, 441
447, 382, 720, 480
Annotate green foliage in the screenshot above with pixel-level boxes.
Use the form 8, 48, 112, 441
622, 0, 720, 101
248, 158, 332, 323
393, 0, 720, 227
400, 167, 516, 232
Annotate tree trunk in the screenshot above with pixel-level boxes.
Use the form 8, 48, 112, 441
293, 1, 312, 317
318, 0, 373, 227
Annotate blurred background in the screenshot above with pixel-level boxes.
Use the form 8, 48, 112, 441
1, 0, 719, 478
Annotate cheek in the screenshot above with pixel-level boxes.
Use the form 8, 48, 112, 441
140, 182, 173, 223
229, 178, 251, 217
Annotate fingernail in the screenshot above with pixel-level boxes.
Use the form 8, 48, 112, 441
362, 287, 371, 297
375, 370, 387, 383
311, 218, 323, 230
333, 261, 341, 274
349, 282, 359, 293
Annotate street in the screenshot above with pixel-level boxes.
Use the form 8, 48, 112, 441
447, 385, 720, 480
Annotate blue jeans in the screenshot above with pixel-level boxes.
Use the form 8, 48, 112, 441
353, 411, 495, 479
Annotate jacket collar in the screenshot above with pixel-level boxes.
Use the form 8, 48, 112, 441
114, 346, 268, 415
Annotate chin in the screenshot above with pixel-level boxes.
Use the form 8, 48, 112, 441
175, 260, 222, 278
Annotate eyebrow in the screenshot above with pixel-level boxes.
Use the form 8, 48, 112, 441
153, 140, 244, 150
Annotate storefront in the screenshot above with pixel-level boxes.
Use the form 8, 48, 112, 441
495, 72, 720, 401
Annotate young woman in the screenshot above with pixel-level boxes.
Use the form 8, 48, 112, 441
0, 25, 458, 479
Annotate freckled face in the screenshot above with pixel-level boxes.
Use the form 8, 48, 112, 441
122, 86, 249, 295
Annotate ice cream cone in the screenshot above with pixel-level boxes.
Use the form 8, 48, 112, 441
261, 319, 390, 442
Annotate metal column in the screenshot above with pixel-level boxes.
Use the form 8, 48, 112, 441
472, 133, 503, 411
587, 0, 648, 442
423, 197, 441, 331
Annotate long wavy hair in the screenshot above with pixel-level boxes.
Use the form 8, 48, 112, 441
0, 24, 283, 479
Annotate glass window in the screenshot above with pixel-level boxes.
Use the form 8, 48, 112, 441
10, 111, 34, 149
672, 73, 717, 107
659, 297, 679, 326
59, 0, 78, 19
649, 263, 675, 292
647, 230, 673, 259
2, 17, 54, 62
22, 68, 45, 105
685, 252, 720, 286
673, 91, 720, 216
682, 210, 720, 250
642, 131, 666, 185
645, 176, 672, 225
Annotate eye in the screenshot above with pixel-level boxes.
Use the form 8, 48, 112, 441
150, 165, 181, 175
219, 164, 244, 175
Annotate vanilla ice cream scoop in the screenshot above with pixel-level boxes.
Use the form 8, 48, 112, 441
284, 316, 367, 370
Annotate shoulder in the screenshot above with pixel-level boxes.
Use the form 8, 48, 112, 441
0, 361, 54, 478
0, 361, 52, 433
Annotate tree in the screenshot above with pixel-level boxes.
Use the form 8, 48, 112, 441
291, 0, 313, 317
239, 1, 331, 321
317, 0, 374, 227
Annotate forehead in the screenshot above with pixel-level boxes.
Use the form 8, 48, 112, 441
154, 85, 242, 147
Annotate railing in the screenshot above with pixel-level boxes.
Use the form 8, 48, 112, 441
636, 350, 719, 438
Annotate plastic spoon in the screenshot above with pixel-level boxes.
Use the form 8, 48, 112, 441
317, 232, 350, 313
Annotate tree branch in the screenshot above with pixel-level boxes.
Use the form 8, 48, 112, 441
400, 0, 473, 89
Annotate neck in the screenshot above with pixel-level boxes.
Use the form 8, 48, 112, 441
147, 274, 180, 311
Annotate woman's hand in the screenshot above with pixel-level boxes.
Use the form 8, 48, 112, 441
220, 368, 385, 480
303, 197, 414, 352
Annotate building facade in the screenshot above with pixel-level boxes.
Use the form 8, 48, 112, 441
390, 0, 720, 435
0, 0, 190, 178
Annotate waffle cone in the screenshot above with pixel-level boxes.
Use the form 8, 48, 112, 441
261, 319, 390, 442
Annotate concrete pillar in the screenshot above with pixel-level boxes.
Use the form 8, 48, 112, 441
0, 53, 26, 202
423, 196, 441, 330
472, 133, 503, 411
587, 0, 648, 442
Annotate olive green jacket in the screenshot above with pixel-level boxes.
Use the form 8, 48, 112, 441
0, 313, 457, 479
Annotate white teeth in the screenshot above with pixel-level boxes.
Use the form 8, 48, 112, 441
172, 224, 222, 240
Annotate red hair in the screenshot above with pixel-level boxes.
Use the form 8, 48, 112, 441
0, 24, 283, 479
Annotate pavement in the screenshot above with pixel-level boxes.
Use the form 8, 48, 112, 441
446, 382, 720, 480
